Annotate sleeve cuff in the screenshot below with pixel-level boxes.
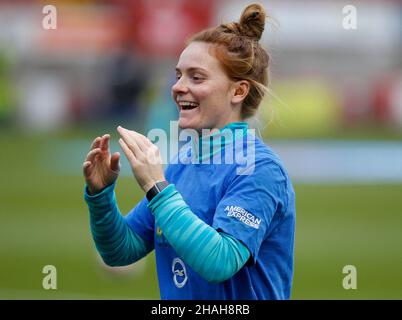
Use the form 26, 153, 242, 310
147, 184, 177, 214
84, 181, 116, 204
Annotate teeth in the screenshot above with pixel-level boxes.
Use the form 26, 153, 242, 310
178, 101, 199, 108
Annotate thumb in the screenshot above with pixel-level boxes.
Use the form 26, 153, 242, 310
110, 152, 121, 173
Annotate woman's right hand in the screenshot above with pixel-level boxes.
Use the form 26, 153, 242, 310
83, 134, 121, 195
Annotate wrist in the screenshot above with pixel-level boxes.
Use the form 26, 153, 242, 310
143, 177, 166, 193
87, 184, 102, 196
143, 182, 155, 193
85, 181, 116, 197
87, 185, 98, 196
84, 182, 116, 204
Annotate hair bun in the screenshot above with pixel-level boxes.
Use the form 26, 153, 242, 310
238, 3, 266, 41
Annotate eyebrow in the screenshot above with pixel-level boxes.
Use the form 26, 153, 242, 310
175, 67, 208, 74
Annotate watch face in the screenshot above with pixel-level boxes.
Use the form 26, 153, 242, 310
156, 181, 169, 192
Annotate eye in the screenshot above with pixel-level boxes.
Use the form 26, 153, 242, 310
175, 73, 182, 80
192, 75, 204, 81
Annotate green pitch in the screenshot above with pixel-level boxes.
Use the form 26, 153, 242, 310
0, 132, 401, 299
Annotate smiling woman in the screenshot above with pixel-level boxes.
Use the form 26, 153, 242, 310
83, 3, 295, 300
173, 41, 244, 131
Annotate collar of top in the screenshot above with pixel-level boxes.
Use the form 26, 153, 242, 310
190, 122, 249, 162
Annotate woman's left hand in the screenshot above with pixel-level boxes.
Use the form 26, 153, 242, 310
117, 126, 166, 193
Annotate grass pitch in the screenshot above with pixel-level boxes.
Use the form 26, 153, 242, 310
0, 132, 401, 299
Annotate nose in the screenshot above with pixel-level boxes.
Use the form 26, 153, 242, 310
172, 77, 189, 96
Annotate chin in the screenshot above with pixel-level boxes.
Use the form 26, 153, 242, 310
178, 119, 198, 131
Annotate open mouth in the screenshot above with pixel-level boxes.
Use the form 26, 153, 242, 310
178, 101, 199, 111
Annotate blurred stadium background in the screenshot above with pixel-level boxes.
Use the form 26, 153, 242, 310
0, 0, 401, 299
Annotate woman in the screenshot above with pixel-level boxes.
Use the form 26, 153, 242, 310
83, 3, 295, 300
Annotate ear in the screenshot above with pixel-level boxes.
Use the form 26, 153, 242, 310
231, 80, 250, 105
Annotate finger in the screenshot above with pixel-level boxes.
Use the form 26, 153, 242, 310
120, 127, 150, 150
83, 161, 93, 177
86, 148, 101, 162
110, 152, 121, 173
90, 137, 101, 151
117, 126, 143, 157
135, 135, 148, 152
119, 138, 137, 165
100, 134, 110, 152
135, 134, 161, 164
137, 133, 153, 149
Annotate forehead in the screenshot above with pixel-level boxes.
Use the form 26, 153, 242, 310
176, 42, 222, 72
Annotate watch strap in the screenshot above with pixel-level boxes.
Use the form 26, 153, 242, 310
146, 181, 169, 202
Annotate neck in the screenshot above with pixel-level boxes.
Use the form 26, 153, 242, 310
195, 114, 244, 136
192, 121, 248, 162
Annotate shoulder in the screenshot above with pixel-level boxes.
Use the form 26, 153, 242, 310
233, 133, 289, 181
228, 134, 293, 207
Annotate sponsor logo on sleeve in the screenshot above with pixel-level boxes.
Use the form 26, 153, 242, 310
156, 226, 171, 248
224, 205, 261, 229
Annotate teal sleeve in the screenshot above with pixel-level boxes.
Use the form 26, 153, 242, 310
148, 184, 251, 283
84, 182, 154, 267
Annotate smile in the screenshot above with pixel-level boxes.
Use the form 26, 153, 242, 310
178, 101, 199, 111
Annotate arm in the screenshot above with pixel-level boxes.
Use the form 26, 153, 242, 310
148, 184, 250, 283
116, 127, 250, 282
84, 182, 153, 267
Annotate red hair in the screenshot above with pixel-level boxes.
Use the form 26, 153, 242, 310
188, 3, 269, 119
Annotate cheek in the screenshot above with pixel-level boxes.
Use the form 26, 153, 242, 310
198, 84, 228, 104
194, 87, 212, 101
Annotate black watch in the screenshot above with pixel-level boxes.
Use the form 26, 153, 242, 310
146, 181, 169, 202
